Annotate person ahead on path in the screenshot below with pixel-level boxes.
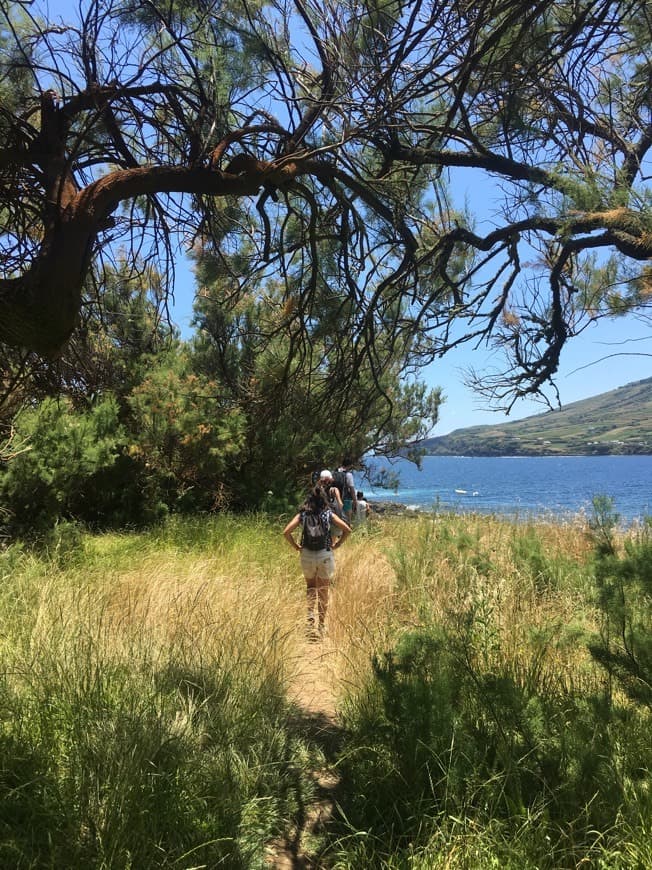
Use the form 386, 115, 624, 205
334, 458, 357, 523
353, 490, 371, 526
319, 469, 344, 537
283, 485, 351, 639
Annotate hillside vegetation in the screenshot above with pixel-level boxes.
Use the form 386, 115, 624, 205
424, 377, 652, 456
0, 509, 650, 868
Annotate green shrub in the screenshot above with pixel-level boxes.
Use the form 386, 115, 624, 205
0, 397, 167, 536
588, 498, 652, 708
510, 525, 572, 591
336, 617, 650, 867
0, 648, 315, 868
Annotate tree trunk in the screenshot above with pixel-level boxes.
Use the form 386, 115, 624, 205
0, 218, 92, 357
0, 163, 266, 357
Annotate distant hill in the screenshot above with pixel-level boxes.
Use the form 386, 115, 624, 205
423, 377, 652, 456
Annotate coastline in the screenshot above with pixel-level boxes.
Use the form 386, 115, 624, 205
369, 500, 420, 517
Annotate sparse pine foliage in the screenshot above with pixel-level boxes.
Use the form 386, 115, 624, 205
588, 496, 652, 708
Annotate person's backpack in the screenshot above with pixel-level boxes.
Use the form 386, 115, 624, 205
301, 512, 328, 551
332, 469, 349, 499
329, 493, 344, 520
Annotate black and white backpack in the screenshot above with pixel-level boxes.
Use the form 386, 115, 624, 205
301, 512, 328, 551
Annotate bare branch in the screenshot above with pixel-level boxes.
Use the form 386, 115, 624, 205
2, 0, 652, 409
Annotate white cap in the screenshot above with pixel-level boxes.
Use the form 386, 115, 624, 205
319, 469, 332, 480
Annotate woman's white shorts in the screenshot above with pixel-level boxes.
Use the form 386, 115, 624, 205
300, 548, 335, 581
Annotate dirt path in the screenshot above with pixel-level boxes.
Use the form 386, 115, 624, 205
266, 635, 343, 869
288, 635, 339, 719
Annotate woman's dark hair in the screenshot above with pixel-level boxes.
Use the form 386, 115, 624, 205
302, 485, 327, 513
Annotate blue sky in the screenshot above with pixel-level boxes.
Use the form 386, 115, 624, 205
427, 316, 652, 435
412, 163, 652, 435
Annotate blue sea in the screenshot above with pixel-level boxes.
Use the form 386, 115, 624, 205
360, 455, 652, 525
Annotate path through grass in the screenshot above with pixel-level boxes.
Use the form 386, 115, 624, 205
0, 511, 650, 868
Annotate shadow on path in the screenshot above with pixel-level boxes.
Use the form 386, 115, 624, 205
267, 642, 349, 869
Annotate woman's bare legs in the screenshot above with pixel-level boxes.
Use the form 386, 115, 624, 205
315, 576, 330, 633
306, 580, 318, 632
306, 574, 330, 637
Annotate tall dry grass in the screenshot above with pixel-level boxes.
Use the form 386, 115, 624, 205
0, 509, 649, 869
325, 512, 599, 707
0, 516, 328, 868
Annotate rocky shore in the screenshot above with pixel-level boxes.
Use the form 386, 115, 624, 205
368, 500, 423, 517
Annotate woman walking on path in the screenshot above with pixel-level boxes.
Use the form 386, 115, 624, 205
283, 484, 351, 639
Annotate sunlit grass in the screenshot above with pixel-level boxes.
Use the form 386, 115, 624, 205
0, 510, 648, 868
0, 516, 321, 868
